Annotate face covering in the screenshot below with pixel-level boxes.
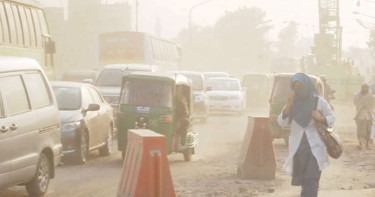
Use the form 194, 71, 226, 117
361, 89, 369, 95
294, 88, 307, 99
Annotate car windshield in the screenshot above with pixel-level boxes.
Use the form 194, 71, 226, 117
95, 69, 123, 87
53, 87, 81, 110
121, 80, 173, 107
205, 73, 227, 80
207, 79, 240, 91
243, 75, 268, 89
183, 74, 203, 91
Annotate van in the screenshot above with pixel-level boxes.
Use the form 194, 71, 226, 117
0, 57, 62, 196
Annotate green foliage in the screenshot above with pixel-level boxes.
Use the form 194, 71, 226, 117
277, 21, 298, 57
176, 7, 270, 74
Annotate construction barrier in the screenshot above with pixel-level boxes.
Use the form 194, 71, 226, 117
237, 116, 276, 180
117, 129, 176, 197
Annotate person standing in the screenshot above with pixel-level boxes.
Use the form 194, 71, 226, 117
278, 73, 335, 197
354, 83, 375, 150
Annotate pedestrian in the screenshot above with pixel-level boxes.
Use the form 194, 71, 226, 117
278, 73, 335, 197
319, 75, 335, 110
354, 83, 375, 150
175, 86, 190, 146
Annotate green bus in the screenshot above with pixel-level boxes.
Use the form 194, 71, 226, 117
98, 31, 181, 71
0, 0, 55, 78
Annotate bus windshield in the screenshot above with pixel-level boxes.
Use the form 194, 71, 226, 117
121, 80, 173, 107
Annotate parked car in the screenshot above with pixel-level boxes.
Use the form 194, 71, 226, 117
0, 57, 62, 196
169, 71, 208, 123
242, 73, 273, 109
203, 72, 229, 82
52, 82, 114, 164
61, 69, 98, 83
206, 77, 246, 114
94, 64, 157, 125
269, 73, 324, 144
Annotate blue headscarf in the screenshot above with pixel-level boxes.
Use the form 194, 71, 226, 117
289, 73, 318, 128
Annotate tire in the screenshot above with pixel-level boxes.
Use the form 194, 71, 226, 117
76, 131, 89, 164
26, 153, 50, 197
99, 126, 113, 156
183, 148, 192, 162
121, 151, 126, 161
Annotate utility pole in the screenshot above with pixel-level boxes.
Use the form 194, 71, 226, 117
135, 0, 139, 31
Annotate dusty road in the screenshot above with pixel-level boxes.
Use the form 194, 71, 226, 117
2, 102, 375, 197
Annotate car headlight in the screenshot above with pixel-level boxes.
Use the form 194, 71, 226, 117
230, 95, 240, 100
62, 121, 80, 132
195, 95, 205, 102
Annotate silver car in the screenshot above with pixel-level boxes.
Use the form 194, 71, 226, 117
0, 57, 62, 196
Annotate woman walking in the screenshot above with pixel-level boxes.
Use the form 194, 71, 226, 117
278, 73, 335, 197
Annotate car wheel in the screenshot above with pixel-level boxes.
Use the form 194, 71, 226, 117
26, 153, 50, 197
76, 131, 89, 164
99, 126, 113, 156
183, 148, 192, 162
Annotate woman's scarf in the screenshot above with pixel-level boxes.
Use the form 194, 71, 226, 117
289, 73, 318, 128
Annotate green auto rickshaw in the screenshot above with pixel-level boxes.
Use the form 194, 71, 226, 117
117, 72, 198, 161
269, 73, 324, 145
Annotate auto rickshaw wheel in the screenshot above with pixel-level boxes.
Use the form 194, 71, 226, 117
121, 151, 126, 160
183, 148, 192, 162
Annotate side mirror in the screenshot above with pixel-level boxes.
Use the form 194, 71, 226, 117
45, 40, 56, 54
85, 104, 100, 112
82, 79, 93, 84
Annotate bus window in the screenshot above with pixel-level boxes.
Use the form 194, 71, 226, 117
4, 2, 17, 44
18, 6, 30, 46
25, 8, 36, 47
0, 2, 5, 43
36, 9, 48, 35
31, 9, 42, 47
11, 4, 23, 45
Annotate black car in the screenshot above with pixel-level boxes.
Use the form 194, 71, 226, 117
52, 81, 114, 164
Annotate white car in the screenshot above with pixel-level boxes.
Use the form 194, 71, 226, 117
206, 77, 246, 114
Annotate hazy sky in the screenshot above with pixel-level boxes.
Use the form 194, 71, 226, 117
43, 0, 374, 50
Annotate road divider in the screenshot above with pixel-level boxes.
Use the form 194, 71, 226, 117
117, 129, 176, 197
237, 116, 276, 179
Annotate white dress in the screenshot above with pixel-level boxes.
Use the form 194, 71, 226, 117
277, 97, 335, 175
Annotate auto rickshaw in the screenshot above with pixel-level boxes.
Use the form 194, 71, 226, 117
269, 73, 324, 144
242, 73, 273, 110
117, 72, 198, 161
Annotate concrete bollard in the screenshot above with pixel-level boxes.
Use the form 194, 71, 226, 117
117, 129, 176, 197
237, 116, 276, 180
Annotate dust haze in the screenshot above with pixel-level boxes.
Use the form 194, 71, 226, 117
2, 0, 375, 196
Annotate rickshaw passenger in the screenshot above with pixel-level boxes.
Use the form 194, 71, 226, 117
175, 87, 190, 146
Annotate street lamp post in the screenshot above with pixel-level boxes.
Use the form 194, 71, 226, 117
188, 0, 214, 42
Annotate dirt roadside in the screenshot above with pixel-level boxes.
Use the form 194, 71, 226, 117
172, 101, 375, 197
